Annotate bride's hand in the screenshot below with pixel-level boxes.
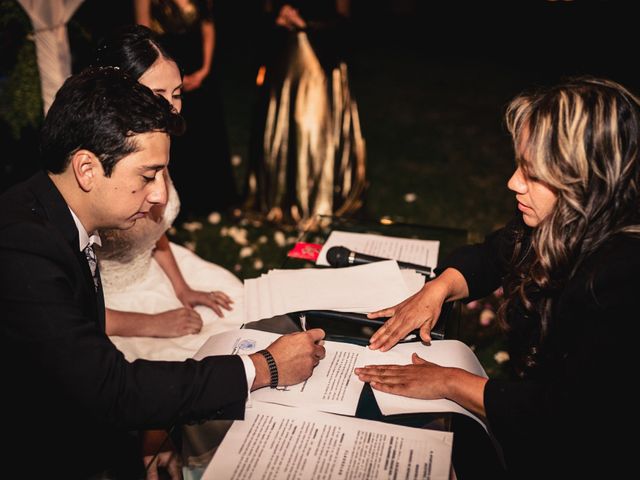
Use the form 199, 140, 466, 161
152, 308, 203, 337
177, 289, 234, 317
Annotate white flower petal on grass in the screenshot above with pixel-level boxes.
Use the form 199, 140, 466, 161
207, 212, 221, 224
227, 226, 248, 245
253, 259, 264, 270
239, 246, 254, 258
274, 231, 286, 247
404, 193, 417, 203
182, 221, 203, 232
184, 241, 196, 252
494, 351, 510, 364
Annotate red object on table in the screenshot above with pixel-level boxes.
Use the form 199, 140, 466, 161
287, 242, 322, 261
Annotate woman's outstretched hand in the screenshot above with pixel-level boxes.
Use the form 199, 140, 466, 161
354, 353, 449, 399
177, 289, 233, 318
368, 268, 469, 352
367, 283, 446, 351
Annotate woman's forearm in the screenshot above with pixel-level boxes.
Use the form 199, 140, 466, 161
153, 234, 190, 296
445, 369, 488, 418
106, 308, 156, 336
428, 267, 470, 303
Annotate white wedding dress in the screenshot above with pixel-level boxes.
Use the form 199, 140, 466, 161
97, 179, 244, 361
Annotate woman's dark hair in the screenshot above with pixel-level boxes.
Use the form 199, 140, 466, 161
500, 77, 640, 344
95, 25, 177, 80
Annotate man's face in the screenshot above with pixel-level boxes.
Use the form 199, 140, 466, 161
92, 131, 170, 230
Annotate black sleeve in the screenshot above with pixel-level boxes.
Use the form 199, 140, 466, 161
481, 235, 639, 475
199, 0, 214, 23
437, 218, 523, 301
0, 220, 248, 431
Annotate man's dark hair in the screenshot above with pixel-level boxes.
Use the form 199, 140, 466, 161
41, 66, 185, 176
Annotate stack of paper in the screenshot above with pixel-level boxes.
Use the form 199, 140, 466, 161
244, 260, 424, 323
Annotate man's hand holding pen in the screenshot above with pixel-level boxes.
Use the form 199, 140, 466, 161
250, 329, 326, 390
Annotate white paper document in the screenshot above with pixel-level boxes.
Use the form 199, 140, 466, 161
203, 403, 453, 480
361, 340, 488, 429
244, 260, 416, 323
316, 230, 440, 270
193, 329, 366, 415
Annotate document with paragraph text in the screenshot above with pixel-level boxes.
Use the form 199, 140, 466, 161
203, 403, 453, 480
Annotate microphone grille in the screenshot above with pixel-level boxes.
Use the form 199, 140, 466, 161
326, 246, 350, 267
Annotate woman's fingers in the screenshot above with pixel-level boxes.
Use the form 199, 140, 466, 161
412, 353, 428, 364
369, 315, 415, 351
367, 306, 396, 319
419, 322, 433, 344
369, 381, 414, 396
355, 365, 423, 386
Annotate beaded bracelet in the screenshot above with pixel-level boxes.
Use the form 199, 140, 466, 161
257, 349, 278, 388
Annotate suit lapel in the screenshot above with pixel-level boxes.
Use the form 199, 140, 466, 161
28, 172, 106, 331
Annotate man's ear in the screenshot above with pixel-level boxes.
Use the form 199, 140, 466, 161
70, 150, 102, 192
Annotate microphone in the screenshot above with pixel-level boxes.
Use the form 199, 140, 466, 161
326, 246, 432, 277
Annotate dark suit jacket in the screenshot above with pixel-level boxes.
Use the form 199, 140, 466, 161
441, 218, 638, 479
0, 172, 248, 478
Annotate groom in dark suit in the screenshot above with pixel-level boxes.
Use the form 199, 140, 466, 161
0, 67, 325, 478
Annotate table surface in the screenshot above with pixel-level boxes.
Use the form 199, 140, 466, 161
181, 215, 469, 476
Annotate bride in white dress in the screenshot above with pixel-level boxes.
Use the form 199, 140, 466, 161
96, 25, 244, 362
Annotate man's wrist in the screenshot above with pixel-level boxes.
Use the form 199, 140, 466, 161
249, 351, 273, 390
257, 349, 278, 388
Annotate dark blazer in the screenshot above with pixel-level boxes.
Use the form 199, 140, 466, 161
0, 172, 248, 478
441, 218, 638, 478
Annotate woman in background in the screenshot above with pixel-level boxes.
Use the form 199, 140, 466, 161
135, 0, 239, 217
246, 0, 366, 224
96, 25, 244, 362
358, 77, 639, 478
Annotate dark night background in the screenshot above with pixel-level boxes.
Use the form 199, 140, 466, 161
3, 0, 638, 237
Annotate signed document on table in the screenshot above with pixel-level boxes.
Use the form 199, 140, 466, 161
202, 403, 453, 480
195, 330, 488, 428
193, 328, 367, 416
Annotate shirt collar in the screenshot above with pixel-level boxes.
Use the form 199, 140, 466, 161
68, 208, 102, 251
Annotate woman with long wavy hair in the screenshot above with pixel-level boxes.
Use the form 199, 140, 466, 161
356, 77, 640, 478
